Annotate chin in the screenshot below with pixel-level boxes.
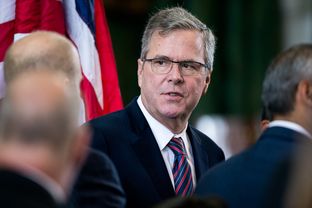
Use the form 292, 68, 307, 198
161, 110, 182, 119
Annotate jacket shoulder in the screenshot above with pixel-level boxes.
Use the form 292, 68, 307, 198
89, 109, 128, 129
190, 127, 224, 154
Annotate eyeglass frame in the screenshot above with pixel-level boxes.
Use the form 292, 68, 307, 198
141, 57, 211, 76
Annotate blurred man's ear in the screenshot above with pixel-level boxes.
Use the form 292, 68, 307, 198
297, 80, 312, 107
59, 124, 91, 194
260, 120, 270, 132
306, 82, 312, 103
71, 125, 91, 168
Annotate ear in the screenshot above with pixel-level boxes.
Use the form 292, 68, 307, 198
137, 59, 144, 88
70, 125, 91, 169
260, 120, 270, 131
58, 124, 91, 193
202, 71, 211, 95
298, 80, 312, 106
307, 83, 312, 102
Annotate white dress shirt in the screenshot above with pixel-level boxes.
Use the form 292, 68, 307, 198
269, 120, 312, 139
137, 96, 196, 188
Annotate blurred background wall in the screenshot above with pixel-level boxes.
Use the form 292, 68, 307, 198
103, 0, 312, 157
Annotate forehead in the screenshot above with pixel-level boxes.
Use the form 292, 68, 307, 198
147, 30, 205, 61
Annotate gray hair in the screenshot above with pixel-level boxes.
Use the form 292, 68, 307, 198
261, 44, 312, 116
140, 7, 216, 70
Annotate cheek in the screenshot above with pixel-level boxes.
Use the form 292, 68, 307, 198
141, 74, 160, 99
188, 78, 207, 96
191, 88, 204, 103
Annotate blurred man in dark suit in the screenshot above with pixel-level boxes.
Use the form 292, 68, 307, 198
85, 7, 225, 208
0, 69, 89, 208
195, 44, 312, 208
2, 31, 125, 208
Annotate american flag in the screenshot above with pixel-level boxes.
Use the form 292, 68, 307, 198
0, 0, 123, 122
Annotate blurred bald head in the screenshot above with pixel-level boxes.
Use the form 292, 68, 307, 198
1, 31, 82, 150
0, 70, 80, 151
3, 31, 81, 89
0, 31, 88, 196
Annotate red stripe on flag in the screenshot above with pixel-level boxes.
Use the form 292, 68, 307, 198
0, 20, 14, 61
81, 73, 104, 120
15, 0, 40, 33
94, 0, 123, 116
15, 0, 66, 34
40, 0, 66, 34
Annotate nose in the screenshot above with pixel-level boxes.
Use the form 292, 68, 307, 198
168, 63, 184, 84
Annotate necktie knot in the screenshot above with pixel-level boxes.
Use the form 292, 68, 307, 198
168, 137, 187, 156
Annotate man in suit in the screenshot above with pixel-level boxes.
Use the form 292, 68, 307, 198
195, 44, 312, 208
0, 69, 89, 207
86, 7, 225, 208
2, 31, 126, 208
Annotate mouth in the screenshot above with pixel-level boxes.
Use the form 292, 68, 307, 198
163, 92, 184, 97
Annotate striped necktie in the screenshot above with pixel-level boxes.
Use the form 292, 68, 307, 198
167, 137, 194, 196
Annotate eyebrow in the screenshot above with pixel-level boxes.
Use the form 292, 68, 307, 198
152, 55, 202, 63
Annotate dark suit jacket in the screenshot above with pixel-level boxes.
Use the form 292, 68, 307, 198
89, 98, 225, 208
0, 169, 64, 208
195, 126, 309, 208
71, 149, 126, 208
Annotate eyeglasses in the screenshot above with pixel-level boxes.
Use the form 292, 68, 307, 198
142, 57, 210, 76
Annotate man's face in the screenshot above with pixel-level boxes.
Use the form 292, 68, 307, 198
138, 30, 210, 128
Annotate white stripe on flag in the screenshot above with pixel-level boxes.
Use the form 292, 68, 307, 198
63, 0, 104, 108
0, 0, 16, 24
14, 33, 30, 42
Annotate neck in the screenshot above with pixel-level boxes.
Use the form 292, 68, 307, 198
275, 110, 312, 136
158, 117, 188, 134
0, 143, 69, 197
138, 96, 189, 133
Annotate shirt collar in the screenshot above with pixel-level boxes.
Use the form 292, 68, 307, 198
137, 96, 188, 150
269, 120, 312, 139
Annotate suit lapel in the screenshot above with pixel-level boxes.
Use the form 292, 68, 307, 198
187, 127, 209, 181
125, 99, 175, 199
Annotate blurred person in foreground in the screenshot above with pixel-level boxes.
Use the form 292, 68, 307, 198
0, 69, 89, 207
2, 31, 125, 208
84, 6, 224, 208
195, 44, 312, 208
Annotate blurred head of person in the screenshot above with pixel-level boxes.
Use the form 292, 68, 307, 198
261, 44, 312, 135
4, 30, 81, 92
0, 31, 90, 199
